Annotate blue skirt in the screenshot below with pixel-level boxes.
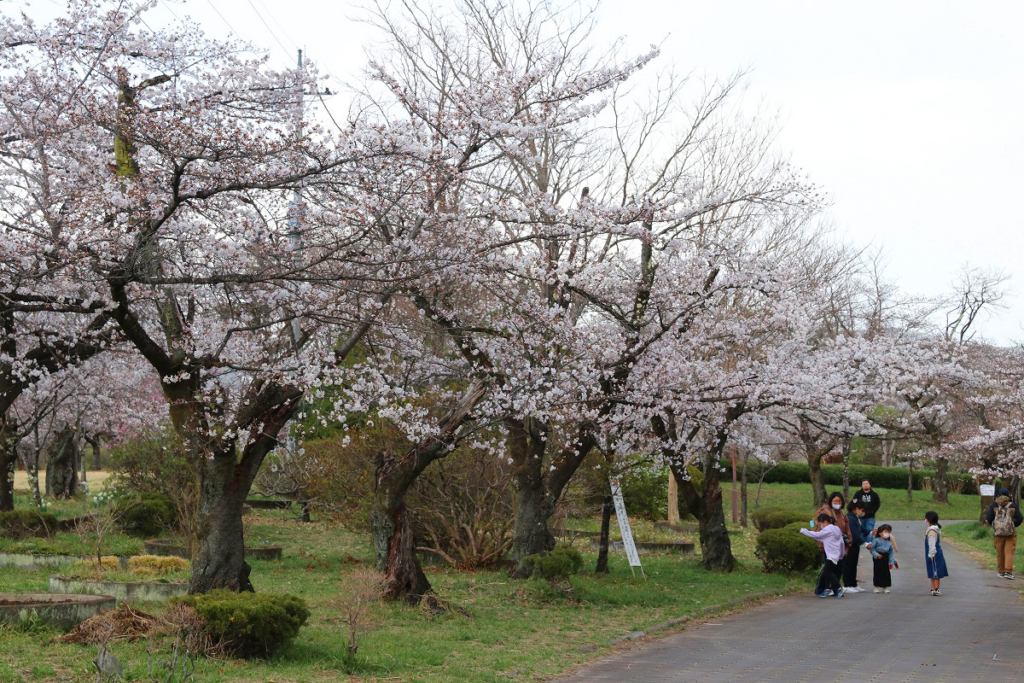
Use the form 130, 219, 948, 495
926, 546, 948, 579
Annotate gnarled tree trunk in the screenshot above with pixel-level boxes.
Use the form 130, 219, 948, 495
190, 454, 253, 593
45, 426, 78, 499
932, 456, 949, 504
0, 425, 17, 512
371, 381, 488, 602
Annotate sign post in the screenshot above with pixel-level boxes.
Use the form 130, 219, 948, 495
980, 483, 996, 524
610, 478, 646, 579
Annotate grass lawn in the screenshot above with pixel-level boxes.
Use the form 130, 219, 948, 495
746, 483, 981, 522
942, 522, 1024, 585
0, 506, 809, 683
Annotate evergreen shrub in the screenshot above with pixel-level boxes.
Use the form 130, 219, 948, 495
116, 493, 177, 537
751, 507, 808, 532
174, 590, 310, 658
755, 522, 819, 573
523, 544, 584, 582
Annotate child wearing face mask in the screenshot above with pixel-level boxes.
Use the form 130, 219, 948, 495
867, 524, 895, 593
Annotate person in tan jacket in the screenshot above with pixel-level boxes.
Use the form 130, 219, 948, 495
813, 491, 853, 556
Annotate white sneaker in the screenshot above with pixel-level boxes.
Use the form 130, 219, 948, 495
883, 587, 890, 594
1005, 573, 1015, 580
998, 572, 1006, 578
873, 587, 880, 593
848, 586, 863, 593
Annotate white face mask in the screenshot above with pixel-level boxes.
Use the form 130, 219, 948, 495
832, 503, 842, 510
882, 533, 890, 539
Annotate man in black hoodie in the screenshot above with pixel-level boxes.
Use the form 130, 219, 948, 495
851, 480, 881, 541
986, 488, 1023, 579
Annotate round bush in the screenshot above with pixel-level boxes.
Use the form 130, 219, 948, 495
0, 509, 59, 538
523, 544, 584, 581
116, 493, 177, 537
750, 507, 808, 532
174, 590, 309, 658
755, 522, 819, 573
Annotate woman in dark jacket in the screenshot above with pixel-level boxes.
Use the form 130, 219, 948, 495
843, 500, 866, 592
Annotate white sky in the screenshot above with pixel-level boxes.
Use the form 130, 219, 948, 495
17, 0, 1024, 343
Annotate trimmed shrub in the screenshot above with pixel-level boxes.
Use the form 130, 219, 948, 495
128, 555, 189, 576
619, 466, 669, 521
755, 522, 820, 573
174, 590, 310, 658
522, 544, 584, 582
116, 493, 177, 537
67, 556, 120, 575
751, 507, 808, 532
743, 461, 978, 494
0, 509, 59, 538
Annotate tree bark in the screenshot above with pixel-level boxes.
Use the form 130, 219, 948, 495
595, 493, 613, 574
667, 472, 680, 526
189, 454, 253, 593
0, 427, 17, 512
808, 455, 826, 509
739, 451, 748, 528
841, 438, 852, 501
45, 426, 79, 499
371, 381, 488, 602
510, 453, 556, 576
932, 456, 949, 504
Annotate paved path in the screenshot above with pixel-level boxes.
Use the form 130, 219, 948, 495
558, 521, 1024, 682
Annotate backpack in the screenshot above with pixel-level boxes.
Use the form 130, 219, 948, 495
993, 504, 1016, 537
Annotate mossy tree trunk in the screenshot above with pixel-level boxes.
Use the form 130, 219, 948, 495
932, 456, 950, 504
0, 424, 17, 512
45, 426, 78, 499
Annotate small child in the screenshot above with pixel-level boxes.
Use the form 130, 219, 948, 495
925, 510, 949, 596
800, 513, 845, 598
866, 523, 895, 593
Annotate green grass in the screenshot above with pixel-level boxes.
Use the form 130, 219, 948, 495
0, 508, 808, 683
0, 532, 144, 556
746, 483, 980, 521
943, 522, 1024, 579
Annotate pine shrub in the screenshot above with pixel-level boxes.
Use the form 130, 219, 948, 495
755, 522, 820, 573
522, 544, 584, 582
173, 590, 310, 658
750, 507, 809, 532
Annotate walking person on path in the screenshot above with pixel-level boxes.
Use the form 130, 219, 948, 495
867, 523, 895, 593
925, 510, 949, 596
985, 488, 1023, 579
800, 514, 846, 598
843, 500, 867, 592
851, 479, 881, 541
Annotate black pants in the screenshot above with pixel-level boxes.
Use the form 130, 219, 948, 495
816, 558, 843, 595
843, 543, 860, 587
873, 556, 891, 588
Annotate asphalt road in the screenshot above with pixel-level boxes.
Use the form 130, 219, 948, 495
557, 521, 1024, 682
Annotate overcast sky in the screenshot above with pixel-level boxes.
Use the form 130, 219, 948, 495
20, 0, 1024, 343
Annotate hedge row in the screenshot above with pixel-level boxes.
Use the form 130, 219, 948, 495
741, 461, 978, 495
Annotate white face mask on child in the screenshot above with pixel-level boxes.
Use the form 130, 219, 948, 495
832, 503, 842, 510
882, 533, 890, 539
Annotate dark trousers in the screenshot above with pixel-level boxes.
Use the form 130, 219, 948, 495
843, 543, 860, 587
872, 556, 892, 588
815, 557, 843, 595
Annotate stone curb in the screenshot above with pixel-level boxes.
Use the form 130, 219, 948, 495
603, 590, 789, 647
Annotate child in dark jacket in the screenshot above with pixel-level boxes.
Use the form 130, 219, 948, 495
867, 523, 895, 593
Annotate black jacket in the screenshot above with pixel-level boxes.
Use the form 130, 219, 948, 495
986, 497, 1023, 527
851, 489, 881, 517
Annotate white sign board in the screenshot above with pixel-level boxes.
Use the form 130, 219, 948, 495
609, 478, 642, 570
980, 484, 996, 497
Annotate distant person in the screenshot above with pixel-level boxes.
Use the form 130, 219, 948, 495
925, 511, 948, 596
866, 523, 895, 593
800, 513, 846, 598
843, 500, 867, 592
851, 480, 881, 541
985, 488, 1023, 579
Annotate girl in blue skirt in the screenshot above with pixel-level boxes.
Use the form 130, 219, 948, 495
925, 510, 948, 596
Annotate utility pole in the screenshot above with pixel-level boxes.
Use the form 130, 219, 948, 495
287, 48, 305, 350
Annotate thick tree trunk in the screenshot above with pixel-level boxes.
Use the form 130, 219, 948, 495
667, 472, 680, 526
697, 463, 734, 571
510, 470, 557, 577
808, 455, 826, 508
45, 427, 78, 499
595, 493, 613, 574
0, 433, 17, 512
190, 456, 253, 594
932, 456, 949, 504
370, 499, 430, 602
